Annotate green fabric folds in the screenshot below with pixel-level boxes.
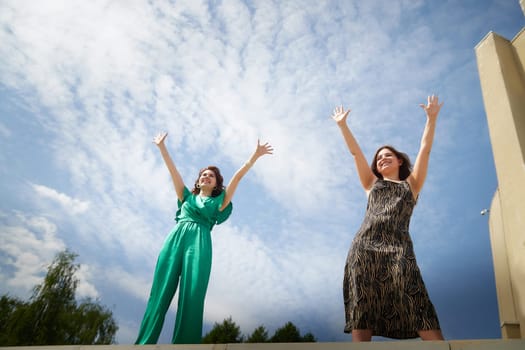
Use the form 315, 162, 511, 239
136, 186, 232, 344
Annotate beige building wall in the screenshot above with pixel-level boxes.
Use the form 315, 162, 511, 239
475, 17, 525, 339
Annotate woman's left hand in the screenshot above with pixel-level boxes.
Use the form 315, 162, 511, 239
420, 95, 443, 120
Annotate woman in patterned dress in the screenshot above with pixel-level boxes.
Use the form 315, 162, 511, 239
136, 132, 273, 344
332, 95, 444, 342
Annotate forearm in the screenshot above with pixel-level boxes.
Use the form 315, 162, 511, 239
158, 144, 184, 197
338, 123, 368, 166
410, 118, 437, 194
337, 122, 375, 189
231, 151, 259, 184
409, 95, 442, 194
226, 149, 262, 194
338, 123, 361, 156
220, 153, 258, 210
419, 119, 437, 156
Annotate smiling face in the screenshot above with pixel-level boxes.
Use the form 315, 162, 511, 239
371, 145, 412, 180
192, 166, 225, 197
376, 147, 402, 177
198, 169, 217, 190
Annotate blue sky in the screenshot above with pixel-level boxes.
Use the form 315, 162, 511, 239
0, 0, 524, 344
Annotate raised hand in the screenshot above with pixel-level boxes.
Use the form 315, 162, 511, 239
332, 105, 351, 125
153, 131, 168, 146
254, 139, 274, 158
419, 95, 443, 120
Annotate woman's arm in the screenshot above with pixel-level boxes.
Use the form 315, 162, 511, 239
407, 95, 444, 197
220, 140, 273, 211
332, 105, 376, 191
153, 132, 185, 201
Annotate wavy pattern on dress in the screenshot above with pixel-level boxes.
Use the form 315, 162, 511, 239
343, 179, 440, 339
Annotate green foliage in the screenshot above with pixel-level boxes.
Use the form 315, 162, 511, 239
270, 321, 317, 342
246, 325, 269, 343
0, 250, 118, 346
0, 295, 28, 345
271, 321, 302, 342
202, 316, 243, 343
67, 299, 119, 344
301, 332, 317, 342
203, 318, 317, 344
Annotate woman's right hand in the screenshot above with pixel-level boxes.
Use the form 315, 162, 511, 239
331, 105, 351, 125
153, 131, 168, 146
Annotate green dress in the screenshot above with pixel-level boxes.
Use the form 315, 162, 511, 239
136, 186, 232, 344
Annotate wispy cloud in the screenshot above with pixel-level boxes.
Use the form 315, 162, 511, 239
0, 0, 461, 339
32, 183, 90, 214
0, 211, 97, 299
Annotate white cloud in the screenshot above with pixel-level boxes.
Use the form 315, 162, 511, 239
32, 183, 90, 214
0, 211, 97, 300
76, 263, 100, 299
103, 266, 152, 302
0, 0, 451, 217
0, 0, 512, 343
204, 221, 348, 336
1, 0, 447, 325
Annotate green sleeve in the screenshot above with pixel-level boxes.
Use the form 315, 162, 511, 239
177, 186, 192, 208
216, 190, 233, 225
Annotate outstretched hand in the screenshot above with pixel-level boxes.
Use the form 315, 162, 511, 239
254, 139, 274, 158
331, 105, 351, 125
420, 95, 443, 120
153, 131, 168, 146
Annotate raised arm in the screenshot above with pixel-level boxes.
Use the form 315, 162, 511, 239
220, 140, 273, 211
407, 95, 443, 196
153, 132, 185, 201
332, 105, 376, 191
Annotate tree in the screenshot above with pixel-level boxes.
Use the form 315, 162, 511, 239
202, 316, 243, 343
0, 250, 118, 346
0, 295, 28, 345
202, 317, 317, 344
301, 332, 317, 342
246, 325, 269, 343
271, 321, 302, 342
270, 321, 317, 343
67, 299, 118, 344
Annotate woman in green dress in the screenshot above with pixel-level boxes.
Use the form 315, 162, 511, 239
332, 95, 445, 342
136, 131, 273, 344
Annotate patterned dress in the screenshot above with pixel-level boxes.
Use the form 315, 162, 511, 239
343, 179, 441, 339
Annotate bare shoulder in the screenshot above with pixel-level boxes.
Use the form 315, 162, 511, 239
364, 177, 378, 195
405, 175, 419, 201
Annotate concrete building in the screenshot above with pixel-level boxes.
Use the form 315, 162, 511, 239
474, 0, 525, 340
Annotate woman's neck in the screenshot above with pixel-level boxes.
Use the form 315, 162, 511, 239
382, 173, 401, 182
199, 188, 213, 197
382, 177, 402, 183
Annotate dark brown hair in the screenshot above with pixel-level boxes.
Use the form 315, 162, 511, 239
192, 166, 225, 197
371, 145, 412, 180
